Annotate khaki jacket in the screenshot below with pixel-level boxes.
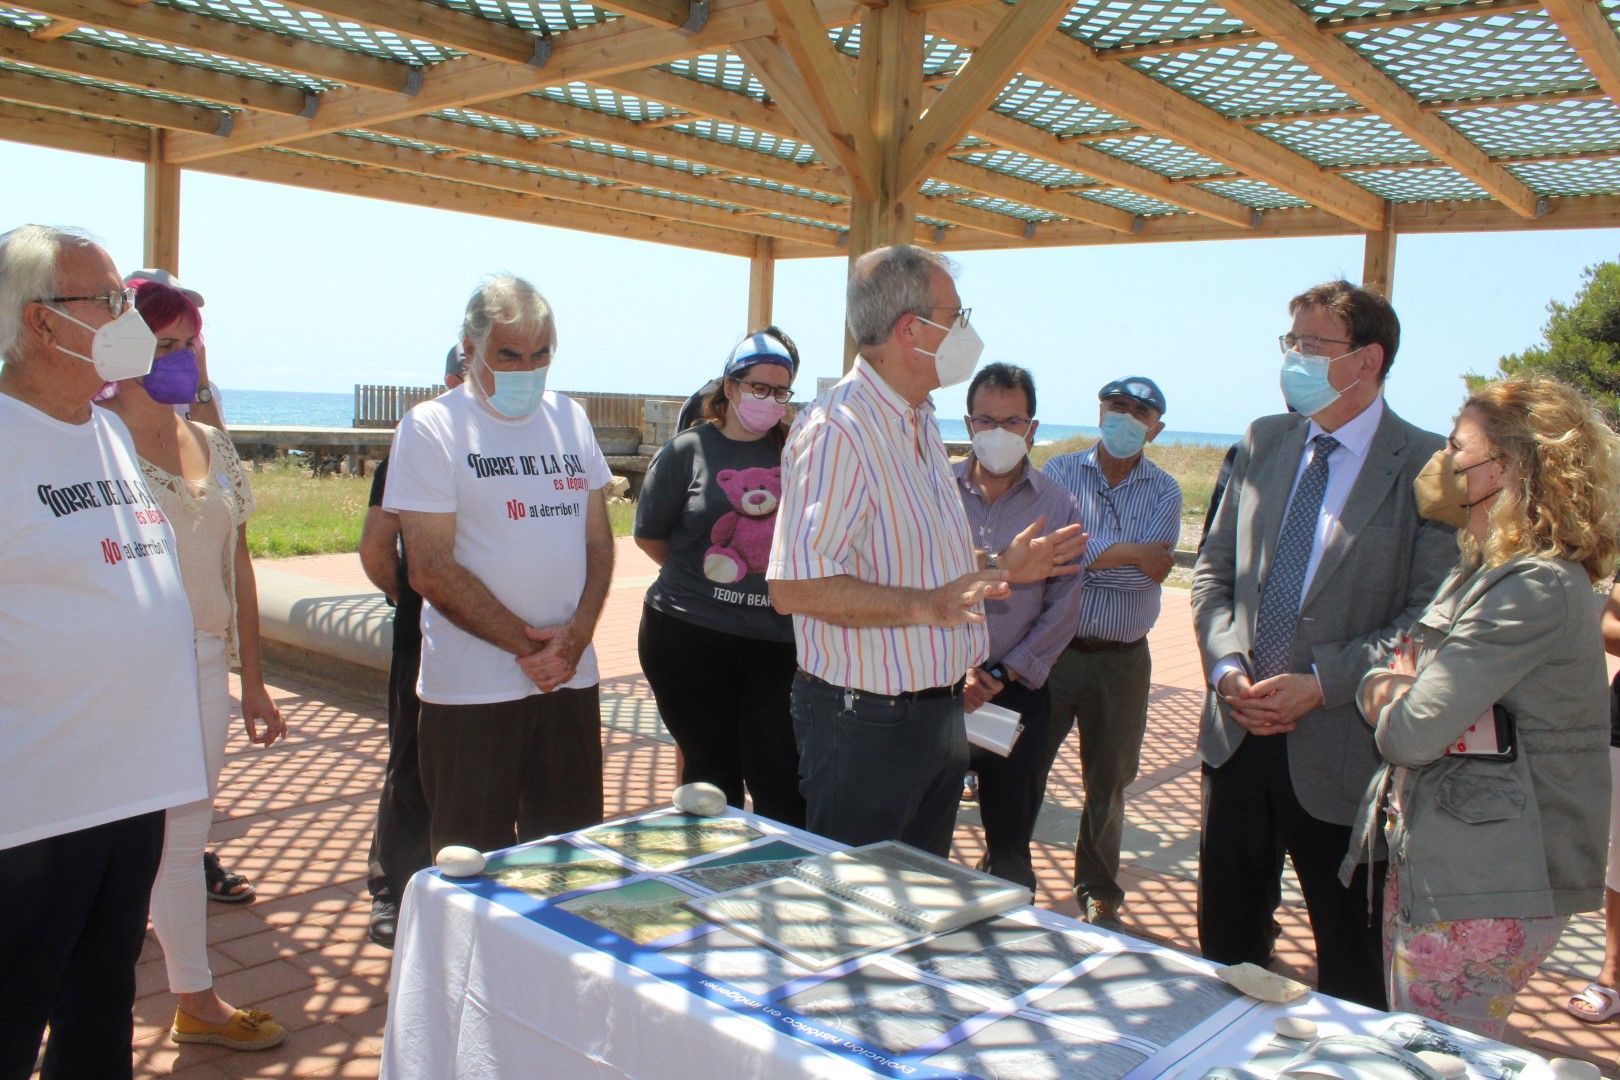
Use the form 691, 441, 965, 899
1340, 557, 1609, 924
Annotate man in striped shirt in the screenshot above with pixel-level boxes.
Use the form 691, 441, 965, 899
1040, 377, 1183, 928
767, 245, 1084, 858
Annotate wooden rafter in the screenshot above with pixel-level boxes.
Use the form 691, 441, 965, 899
755, 0, 880, 199
0, 96, 148, 159
1217, 0, 1542, 218
605, 1, 709, 33
929, 1, 1390, 231
930, 156, 1139, 233
265, 0, 551, 67
0, 24, 312, 115
0, 65, 232, 134
17, 0, 414, 92
894, 0, 1071, 190
1542, 0, 1620, 106
734, 36, 873, 198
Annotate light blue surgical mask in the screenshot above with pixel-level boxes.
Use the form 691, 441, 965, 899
1280, 348, 1360, 417
1099, 411, 1149, 459
478, 353, 548, 418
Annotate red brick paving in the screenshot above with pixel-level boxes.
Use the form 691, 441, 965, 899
89, 541, 1619, 1077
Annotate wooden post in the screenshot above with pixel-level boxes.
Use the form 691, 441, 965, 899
843, 0, 925, 370
1362, 211, 1397, 300
747, 235, 775, 330
143, 129, 181, 273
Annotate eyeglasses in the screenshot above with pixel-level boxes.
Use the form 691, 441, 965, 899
733, 378, 793, 404
43, 287, 137, 320
1278, 332, 1353, 356
923, 306, 972, 328
966, 414, 1030, 434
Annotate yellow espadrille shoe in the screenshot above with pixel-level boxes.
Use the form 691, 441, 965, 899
171, 1006, 286, 1051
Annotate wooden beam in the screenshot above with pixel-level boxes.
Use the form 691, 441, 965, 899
0, 66, 232, 135
760, 0, 881, 197
929, 2, 1389, 231
186, 147, 759, 256
895, 0, 1071, 189
1542, 0, 1620, 105
1218, 0, 1543, 218
159, 0, 826, 163
18, 0, 413, 92
605, 0, 707, 32
370, 115, 844, 223
930, 155, 1139, 233
290, 130, 841, 246
143, 128, 180, 273
735, 35, 875, 199
0, 24, 311, 116
1362, 215, 1396, 299
747, 235, 774, 328
0, 97, 149, 160
597, 67, 782, 133
270, 0, 551, 67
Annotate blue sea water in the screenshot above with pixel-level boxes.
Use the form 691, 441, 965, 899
223, 388, 1239, 447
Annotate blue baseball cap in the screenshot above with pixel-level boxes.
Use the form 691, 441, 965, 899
1099, 376, 1166, 416
724, 332, 797, 377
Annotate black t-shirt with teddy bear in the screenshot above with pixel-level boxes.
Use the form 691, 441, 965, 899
634, 422, 793, 643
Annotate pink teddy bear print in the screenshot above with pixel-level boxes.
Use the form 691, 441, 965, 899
704, 466, 782, 584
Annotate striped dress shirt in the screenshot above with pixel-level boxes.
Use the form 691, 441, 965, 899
767, 359, 986, 694
1042, 446, 1183, 645
954, 459, 1085, 689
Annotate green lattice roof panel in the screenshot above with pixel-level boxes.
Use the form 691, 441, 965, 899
1090, 133, 1228, 177
723, 176, 845, 207
1193, 177, 1309, 209
1252, 114, 1431, 167
923, 34, 974, 79
1508, 158, 1620, 197
1076, 187, 1181, 216
1346, 165, 1488, 201
760, 211, 844, 234
560, 135, 727, 178
0, 56, 237, 114
920, 180, 972, 199
1344, 12, 1596, 103
337, 129, 454, 156
952, 194, 1060, 223
0, 7, 43, 30
1131, 43, 1356, 118
994, 76, 1132, 138
158, 0, 456, 66
463, 154, 621, 187
666, 118, 820, 165
432, 0, 611, 33
661, 53, 767, 101
535, 82, 684, 123
1442, 99, 1620, 158
1056, 0, 1248, 51
954, 148, 1098, 189
434, 106, 563, 140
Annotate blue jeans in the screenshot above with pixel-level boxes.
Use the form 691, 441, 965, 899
790, 671, 968, 857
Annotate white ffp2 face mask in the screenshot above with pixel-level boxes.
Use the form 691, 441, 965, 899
49, 305, 156, 382
971, 427, 1029, 475
916, 315, 984, 389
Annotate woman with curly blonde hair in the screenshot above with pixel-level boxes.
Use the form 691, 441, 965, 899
1343, 374, 1620, 1037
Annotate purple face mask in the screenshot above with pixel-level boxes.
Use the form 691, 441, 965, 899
141, 348, 199, 405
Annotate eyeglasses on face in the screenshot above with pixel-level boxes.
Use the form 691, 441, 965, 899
733, 378, 793, 404
922, 306, 972, 328
43, 287, 137, 320
966, 414, 1030, 433
1278, 332, 1354, 356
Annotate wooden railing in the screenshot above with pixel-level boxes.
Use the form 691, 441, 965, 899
354, 384, 445, 428
352, 384, 687, 448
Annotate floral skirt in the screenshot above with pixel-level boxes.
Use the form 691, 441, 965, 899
1383, 866, 1567, 1039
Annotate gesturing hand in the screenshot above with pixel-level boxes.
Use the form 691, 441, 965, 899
921, 571, 1010, 627
999, 516, 1088, 584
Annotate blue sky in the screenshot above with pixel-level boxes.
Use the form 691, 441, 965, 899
4, 138, 1617, 436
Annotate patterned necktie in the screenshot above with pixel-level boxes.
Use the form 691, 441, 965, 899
1251, 434, 1341, 680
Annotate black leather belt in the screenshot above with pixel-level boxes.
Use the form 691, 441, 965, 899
796, 669, 965, 701
1068, 636, 1145, 654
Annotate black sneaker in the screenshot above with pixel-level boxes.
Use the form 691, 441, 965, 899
368, 899, 400, 949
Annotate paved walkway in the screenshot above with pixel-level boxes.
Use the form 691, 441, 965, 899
119, 538, 1620, 1078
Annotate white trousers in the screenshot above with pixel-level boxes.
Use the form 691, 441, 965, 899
149, 632, 231, 993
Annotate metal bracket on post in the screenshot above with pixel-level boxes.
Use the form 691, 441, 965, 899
213, 111, 236, 138
402, 67, 424, 97
1022, 221, 1036, 239
683, 0, 710, 32
528, 33, 553, 68
299, 92, 320, 119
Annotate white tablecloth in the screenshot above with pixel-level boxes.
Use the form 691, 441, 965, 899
379, 810, 1552, 1080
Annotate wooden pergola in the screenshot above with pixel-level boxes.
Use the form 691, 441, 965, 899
4, 0, 1620, 334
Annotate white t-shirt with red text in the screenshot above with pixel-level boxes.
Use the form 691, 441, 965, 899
384, 385, 612, 705
0, 395, 207, 850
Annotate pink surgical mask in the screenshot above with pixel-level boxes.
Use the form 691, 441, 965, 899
735, 395, 786, 433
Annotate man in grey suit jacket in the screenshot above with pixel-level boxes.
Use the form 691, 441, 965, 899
1191, 280, 1455, 1009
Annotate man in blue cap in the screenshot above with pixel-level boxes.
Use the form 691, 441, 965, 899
1040, 376, 1182, 929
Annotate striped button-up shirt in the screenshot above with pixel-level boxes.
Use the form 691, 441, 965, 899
768, 359, 986, 694
954, 459, 1085, 689
1042, 446, 1183, 645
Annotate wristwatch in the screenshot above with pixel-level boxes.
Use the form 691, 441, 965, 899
194, 385, 214, 405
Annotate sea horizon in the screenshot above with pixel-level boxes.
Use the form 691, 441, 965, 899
220, 387, 1242, 448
